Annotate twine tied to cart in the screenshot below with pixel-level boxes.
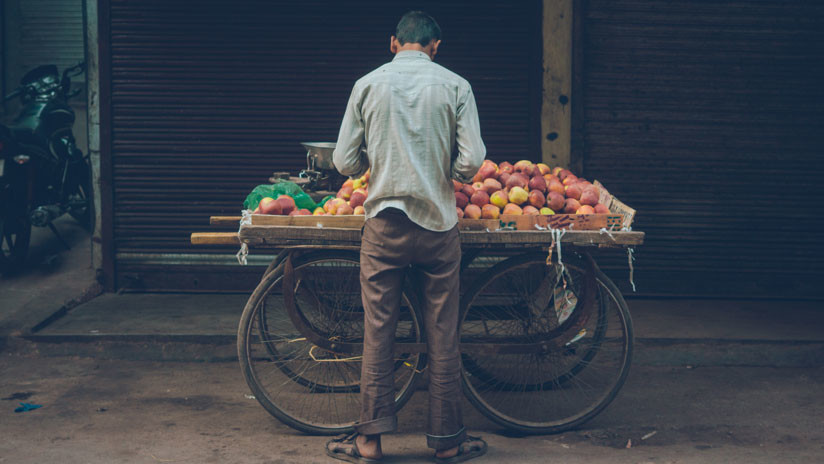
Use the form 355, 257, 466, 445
236, 209, 253, 265
598, 226, 637, 292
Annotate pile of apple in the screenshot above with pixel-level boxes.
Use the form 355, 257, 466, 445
254, 194, 312, 216
454, 159, 610, 220
318, 170, 371, 216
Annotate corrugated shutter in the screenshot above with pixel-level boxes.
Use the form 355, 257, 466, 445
19, 0, 85, 83
106, 0, 541, 289
581, 0, 824, 297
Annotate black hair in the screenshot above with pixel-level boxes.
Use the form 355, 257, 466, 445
395, 11, 441, 46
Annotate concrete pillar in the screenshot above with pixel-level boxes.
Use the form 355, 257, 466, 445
85, 0, 103, 273
541, 0, 572, 169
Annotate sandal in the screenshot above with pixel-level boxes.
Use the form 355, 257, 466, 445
326, 433, 381, 463
434, 435, 487, 464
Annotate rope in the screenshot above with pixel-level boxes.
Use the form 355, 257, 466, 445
598, 227, 616, 241
235, 209, 252, 265
308, 345, 362, 363
627, 246, 637, 292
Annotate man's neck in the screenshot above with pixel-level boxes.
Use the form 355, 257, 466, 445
395, 43, 434, 59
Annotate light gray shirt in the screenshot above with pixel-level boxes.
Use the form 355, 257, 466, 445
333, 50, 486, 231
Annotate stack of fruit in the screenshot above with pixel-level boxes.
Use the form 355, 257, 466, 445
254, 195, 312, 216
316, 170, 370, 216
454, 160, 609, 219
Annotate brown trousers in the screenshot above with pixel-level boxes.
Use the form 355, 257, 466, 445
355, 208, 466, 451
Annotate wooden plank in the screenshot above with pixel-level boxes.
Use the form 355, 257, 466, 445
250, 214, 366, 228
239, 226, 362, 247
215, 212, 625, 231
237, 224, 644, 248
190, 232, 239, 245
210, 216, 241, 227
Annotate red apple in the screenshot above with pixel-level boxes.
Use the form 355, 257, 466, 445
594, 203, 610, 214
548, 178, 565, 195
259, 197, 281, 215
455, 191, 469, 209
498, 161, 514, 175
483, 178, 502, 194
478, 160, 498, 180
461, 184, 476, 198
456, 207, 464, 218
505, 172, 528, 190
564, 198, 582, 214
337, 185, 353, 200
528, 190, 546, 208
502, 203, 523, 215
336, 203, 354, 215
453, 179, 463, 192
464, 204, 482, 219
350, 189, 368, 208
528, 175, 547, 193
481, 204, 500, 219
547, 191, 565, 211
565, 183, 583, 201
522, 205, 539, 215
579, 187, 599, 206
470, 190, 490, 207
276, 195, 296, 215
576, 205, 595, 215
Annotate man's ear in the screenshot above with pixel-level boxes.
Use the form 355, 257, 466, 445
390, 36, 399, 54
430, 39, 442, 58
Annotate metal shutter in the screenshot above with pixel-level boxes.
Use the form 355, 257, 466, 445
104, 0, 541, 290
581, 0, 824, 297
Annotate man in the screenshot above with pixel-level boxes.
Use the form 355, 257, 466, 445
328, 10, 487, 464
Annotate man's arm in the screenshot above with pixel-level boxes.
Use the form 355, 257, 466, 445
451, 85, 486, 183
333, 85, 369, 178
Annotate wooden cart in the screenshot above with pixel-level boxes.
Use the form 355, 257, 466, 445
192, 214, 644, 435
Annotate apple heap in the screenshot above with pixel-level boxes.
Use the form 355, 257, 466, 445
254, 194, 313, 216
454, 159, 611, 218
318, 169, 371, 216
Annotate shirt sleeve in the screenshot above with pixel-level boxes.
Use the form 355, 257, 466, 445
451, 84, 486, 183
333, 84, 370, 178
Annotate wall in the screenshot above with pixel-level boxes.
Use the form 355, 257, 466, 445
1, 0, 88, 154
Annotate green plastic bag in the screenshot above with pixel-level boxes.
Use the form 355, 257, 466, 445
243, 181, 316, 211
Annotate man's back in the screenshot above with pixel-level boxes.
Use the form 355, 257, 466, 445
333, 50, 485, 231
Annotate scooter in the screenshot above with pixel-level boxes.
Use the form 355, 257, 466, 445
0, 62, 92, 275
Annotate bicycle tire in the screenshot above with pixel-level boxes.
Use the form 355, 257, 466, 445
238, 249, 426, 435
459, 252, 633, 434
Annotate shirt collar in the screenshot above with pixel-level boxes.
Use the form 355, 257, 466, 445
392, 50, 432, 62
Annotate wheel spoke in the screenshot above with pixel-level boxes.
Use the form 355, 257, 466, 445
237, 251, 425, 435
460, 253, 633, 433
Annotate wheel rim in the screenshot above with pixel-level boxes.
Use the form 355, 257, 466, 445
242, 253, 425, 432
460, 255, 632, 432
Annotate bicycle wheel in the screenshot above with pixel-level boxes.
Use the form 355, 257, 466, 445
459, 252, 633, 434
238, 249, 426, 435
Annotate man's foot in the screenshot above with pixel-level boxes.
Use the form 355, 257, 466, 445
356, 434, 382, 459
326, 433, 382, 463
434, 436, 487, 463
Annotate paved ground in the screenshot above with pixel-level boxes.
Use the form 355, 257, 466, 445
0, 215, 97, 338
1, 353, 823, 463
2, 216, 824, 463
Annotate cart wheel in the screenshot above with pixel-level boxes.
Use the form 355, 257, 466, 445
238, 249, 426, 435
458, 252, 633, 434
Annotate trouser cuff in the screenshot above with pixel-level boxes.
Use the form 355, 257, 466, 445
426, 427, 467, 451
355, 415, 398, 436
